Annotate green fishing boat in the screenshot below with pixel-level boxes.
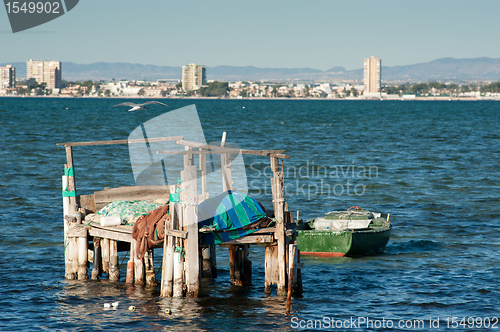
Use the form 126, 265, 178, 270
296, 207, 392, 257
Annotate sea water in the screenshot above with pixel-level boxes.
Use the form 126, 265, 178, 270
0, 98, 499, 331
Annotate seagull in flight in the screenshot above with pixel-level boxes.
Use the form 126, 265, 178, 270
112, 101, 168, 111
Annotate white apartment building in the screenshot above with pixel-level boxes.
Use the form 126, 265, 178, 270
181, 63, 206, 91
0, 65, 16, 89
27, 60, 61, 89
363, 56, 381, 94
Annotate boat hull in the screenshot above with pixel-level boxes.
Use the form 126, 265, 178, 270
297, 224, 392, 257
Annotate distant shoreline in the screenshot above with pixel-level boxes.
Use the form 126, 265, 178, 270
0, 95, 497, 101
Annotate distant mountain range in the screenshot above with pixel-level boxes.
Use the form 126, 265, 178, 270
2, 57, 500, 82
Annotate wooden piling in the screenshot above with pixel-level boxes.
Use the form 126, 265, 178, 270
242, 245, 252, 286
201, 246, 212, 278
173, 249, 184, 297
286, 244, 297, 314
228, 245, 251, 286
77, 235, 88, 280
264, 245, 279, 294
145, 250, 157, 286
184, 147, 199, 297
125, 241, 134, 284
65, 237, 78, 280
91, 237, 102, 280
109, 240, 120, 281
101, 238, 110, 275
161, 189, 176, 297
133, 239, 144, 284
228, 245, 242, 286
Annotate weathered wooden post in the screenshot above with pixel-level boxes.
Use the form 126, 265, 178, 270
77, 233, 88, 280
125, 240, 134, 283
91, 237, 102, 280
145, 250, 157, 286
173, 193, 184, 297
101, 238, 110, 275
63, 144, 81, 280
184, 146, 199, 297
286, 244, 297, 313
160, 185, 176, 297
109, 240, 120, 281
265, 245, 277, 293
133, 239, 144, 284
221, 133, 232, 192
270, 156, 287, 296
228, 245, 242, 286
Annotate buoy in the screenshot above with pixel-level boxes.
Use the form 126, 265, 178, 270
165, 308, 171, 315
103, 303, 111, 309
112, 302, 119, 307
128, 306, 135, 311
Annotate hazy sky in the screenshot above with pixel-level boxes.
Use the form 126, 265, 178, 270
1, 0, 498, 70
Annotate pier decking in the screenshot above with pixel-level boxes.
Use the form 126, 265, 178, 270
58, 135, 302, 301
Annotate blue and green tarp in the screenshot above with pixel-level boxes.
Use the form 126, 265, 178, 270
198, 191, 267, 245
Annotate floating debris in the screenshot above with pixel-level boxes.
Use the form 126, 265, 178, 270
128, 306, 135, 311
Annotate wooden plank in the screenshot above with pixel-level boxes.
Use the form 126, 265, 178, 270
57, 136, 184, 147
89, 223, 132, 234
165, 229, 188, 239
220, 234, 274, 245
175, 139, 289, 159
252, 227, 276, 235
89, 227, 133, 242
94, 185, 170, 206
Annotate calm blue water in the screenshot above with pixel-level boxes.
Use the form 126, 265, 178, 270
1, 98, 499, 331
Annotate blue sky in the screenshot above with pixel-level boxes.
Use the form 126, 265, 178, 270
1, 0, 499, 70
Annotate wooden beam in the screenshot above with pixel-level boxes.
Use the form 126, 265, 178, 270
57, 136, 184, 147
252, 227, 276, 235
88, 227, 132, 243
175, 140, 289, 159
220, 234, 274, 245
94, 185, 170, 208
165, 229, 188, 239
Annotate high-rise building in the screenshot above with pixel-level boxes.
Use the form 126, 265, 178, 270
364, 56, 381, 94
181, 63, 206, 91
0, 65, 16, 89
26, 60, 61, 89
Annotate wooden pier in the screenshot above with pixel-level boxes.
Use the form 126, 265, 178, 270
58, 135, 302, 300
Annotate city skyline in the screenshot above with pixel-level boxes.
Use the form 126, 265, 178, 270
1, 0, 499, 71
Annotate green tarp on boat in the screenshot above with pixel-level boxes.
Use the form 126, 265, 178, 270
198, 191, 267, 245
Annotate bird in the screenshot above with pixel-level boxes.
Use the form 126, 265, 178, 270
112, 101, 168, 111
